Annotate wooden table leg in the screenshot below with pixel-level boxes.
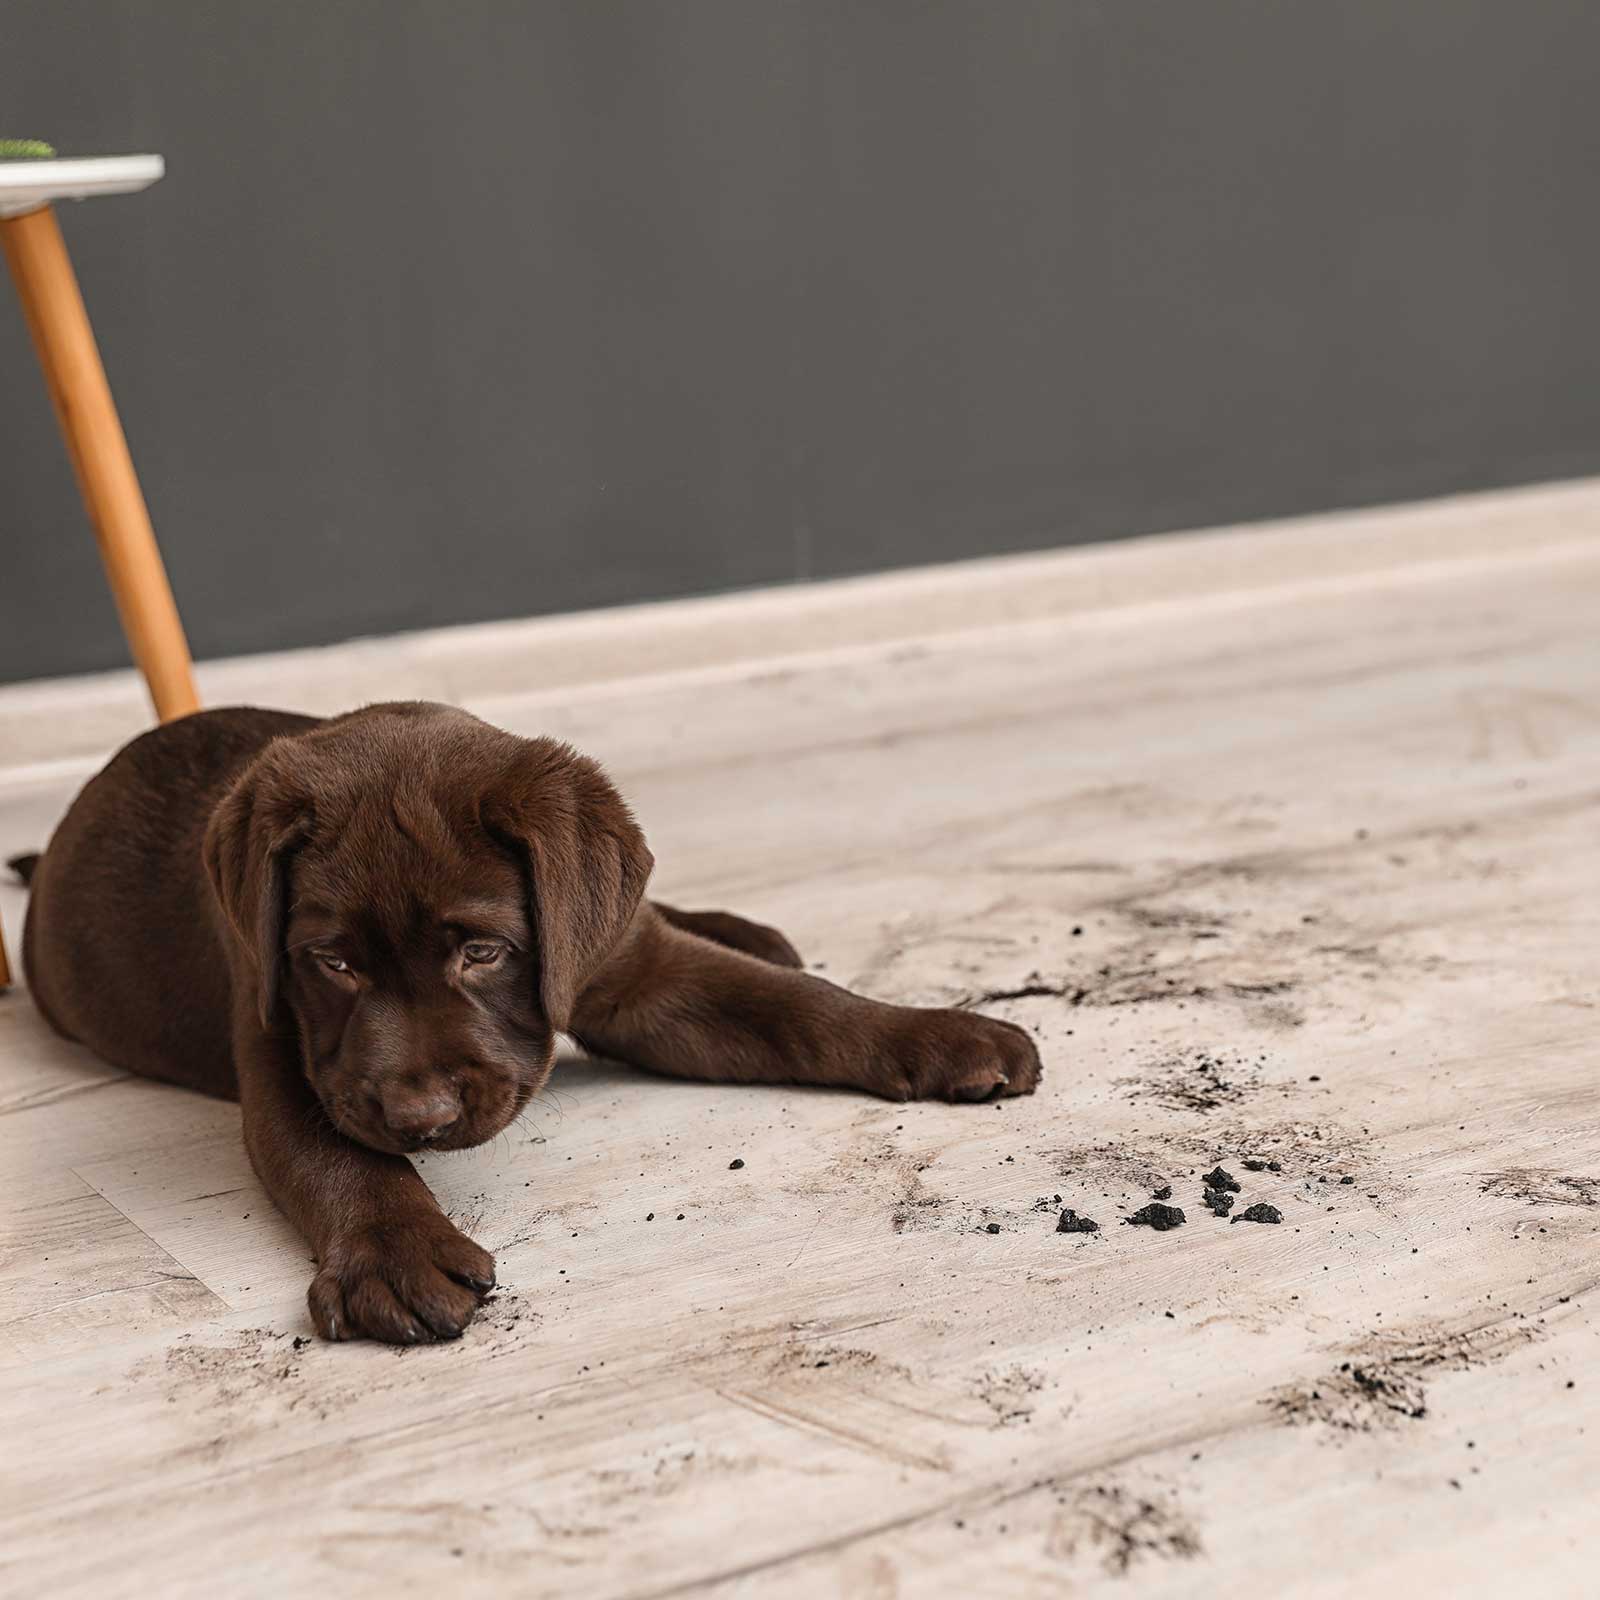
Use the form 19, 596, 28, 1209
1, 204, 199, 722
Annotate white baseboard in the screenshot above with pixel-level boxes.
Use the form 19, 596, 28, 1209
4, 475, 1599, 781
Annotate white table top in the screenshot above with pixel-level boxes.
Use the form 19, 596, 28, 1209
0, 155, 164, 219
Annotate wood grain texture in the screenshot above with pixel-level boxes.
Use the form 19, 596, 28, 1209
1, 525, 1597, 1596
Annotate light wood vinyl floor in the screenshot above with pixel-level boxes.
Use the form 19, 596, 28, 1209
2, 527, 1597, 1597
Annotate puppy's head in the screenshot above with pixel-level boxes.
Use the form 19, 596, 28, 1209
203, 703, 652, 1154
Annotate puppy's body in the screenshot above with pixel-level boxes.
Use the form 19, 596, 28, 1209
19, 704, 1040, 1343
25, 707, 315, 1097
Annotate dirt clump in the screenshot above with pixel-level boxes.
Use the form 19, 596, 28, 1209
1056, 1209, 1100, 1234
1126, 1203, 1186, 1231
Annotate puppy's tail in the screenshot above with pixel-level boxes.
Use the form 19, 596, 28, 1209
7, 851, 40, 887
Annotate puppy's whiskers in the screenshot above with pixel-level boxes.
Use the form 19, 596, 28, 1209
545, 1083, 580, 1114
512, 1107, 548, 1147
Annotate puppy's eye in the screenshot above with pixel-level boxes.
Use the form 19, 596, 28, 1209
314, 951, 352, 975
461, 941, 505, 967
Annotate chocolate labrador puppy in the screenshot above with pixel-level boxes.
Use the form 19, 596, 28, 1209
13, 703, 1039, 1344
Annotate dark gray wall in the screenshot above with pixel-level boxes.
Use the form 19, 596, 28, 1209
3, 2, 1598, 685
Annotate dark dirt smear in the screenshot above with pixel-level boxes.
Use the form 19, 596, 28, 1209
1126, 1203, 1186, 1231
1232, 1203, 1282, 1224
836, 1140, 948, 1235
1270, 1322, 1540, 1433
1084, 968, 1295, 1010
1125, 905, 1229, 933
1048, 1142, 1174, 1194
1479, 1169, 1599, 1208
158, 1328, 303, 1398
974, 1365, 1047, 1427
472, 1290, 543, 1346
969, 979, 1077, 1005
1048, 1482, 1202, 1576
771, 1342, 897, 1379
1195, 1117, 1377, 1186
963, 934, 1298, 1013
130, 1328, 354, 1421
891, 1190, 946, 1234
1121, 1049, 1266, 1114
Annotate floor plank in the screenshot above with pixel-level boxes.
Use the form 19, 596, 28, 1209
2, 529, 1597, 1596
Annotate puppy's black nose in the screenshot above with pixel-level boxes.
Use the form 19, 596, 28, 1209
383, 1087, 460, 1145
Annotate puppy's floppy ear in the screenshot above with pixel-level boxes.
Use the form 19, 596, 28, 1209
202, 742, 312, 1030
483, 738, 653, 1031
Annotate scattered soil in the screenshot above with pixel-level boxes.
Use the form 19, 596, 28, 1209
1121, 1049, 1267, 1113
1048, 1141, 1173, 1194
769, 1341, 898, 1379
129, 1327, 358, 1422
1152, 1186, 1173, 1201
154, 1328, 303, 1402
1232, 1203, 1282, 1225
1126, 1203, 1187, 1231
1056, 1209, 1100, 1234
1203, 1189, 1234, 1217
828, 1137, 952, 1236
1270, 1321, 1541, 1432
1243, 1158, 1283, 1173
973, 1364, 1046, 1426
1200, 1117, 1379, 1188
475, 1290, 540, 1338
1047, 1482, 1202, 1576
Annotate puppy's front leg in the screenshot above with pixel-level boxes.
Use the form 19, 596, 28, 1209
574, 908, 1041, 1102
234, 1016, 496, 1343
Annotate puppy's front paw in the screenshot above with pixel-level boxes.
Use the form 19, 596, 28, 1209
308, 1216, 496, 1344
888, 1010, 1043, 1103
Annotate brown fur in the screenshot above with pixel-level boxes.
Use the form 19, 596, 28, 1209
18, 703, 1040, 1344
